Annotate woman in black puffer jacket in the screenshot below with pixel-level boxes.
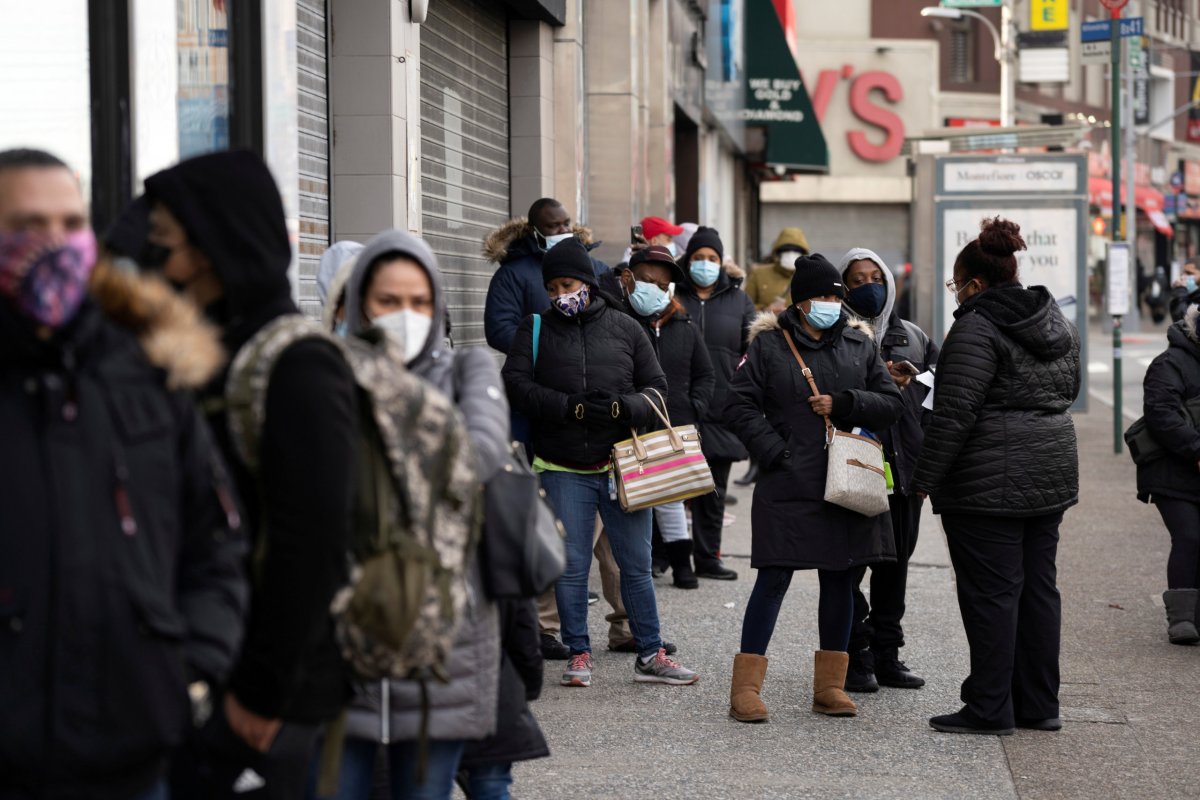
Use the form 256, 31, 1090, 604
914, 217, 1081, 737
1137, 302, 1200, 645
502, 238, 700, 690
675, 226, 757, 581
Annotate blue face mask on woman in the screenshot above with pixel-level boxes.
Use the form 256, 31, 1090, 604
803, 300, 842, 330
689, 260, 720, 288
629, 280, 670, 316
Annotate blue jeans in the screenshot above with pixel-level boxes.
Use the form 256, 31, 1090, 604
540, 470, 663, 658
311, 737, 465, 800
463, 763, 514, 800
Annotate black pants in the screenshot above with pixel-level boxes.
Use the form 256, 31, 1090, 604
739, 567, 856, 654
850, 493, 923, 653
942, 511, 1063, 727
692, 460, 732, 570
1155, 498, 1200, 589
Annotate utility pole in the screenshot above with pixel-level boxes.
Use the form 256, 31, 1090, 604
1108, 0, 1126, 454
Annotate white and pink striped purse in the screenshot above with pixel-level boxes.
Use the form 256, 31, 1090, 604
610, 388, 715, 512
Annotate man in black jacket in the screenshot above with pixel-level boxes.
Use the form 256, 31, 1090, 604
0, 149, 248, 799
140, 151, 357, 798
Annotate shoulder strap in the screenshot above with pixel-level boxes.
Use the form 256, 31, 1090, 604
532, 314, 542, 367
781, 328, 835, 444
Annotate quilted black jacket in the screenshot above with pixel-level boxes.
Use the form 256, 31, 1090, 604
913, 284, 1081, 516
1136, 317, 1200, 502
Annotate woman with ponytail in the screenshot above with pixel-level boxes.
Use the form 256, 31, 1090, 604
914, 217, 1081, 736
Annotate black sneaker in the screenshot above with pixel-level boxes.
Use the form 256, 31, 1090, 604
540, 633, 570, 660
873, 648, 925, 689
696, 563, 738, 581
844, 649, 879, 693
930, 708, 1014, 736
724, 495, 739, 507
1016, 717, 1063, 731
608, 638, 677, 655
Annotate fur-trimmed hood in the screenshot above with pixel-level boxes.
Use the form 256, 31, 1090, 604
483, 216, 595, 263
89, 261, 225, 389
747, 309, 874, 345
721, 259, 746, 281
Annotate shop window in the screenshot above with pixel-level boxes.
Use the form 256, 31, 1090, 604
176, 0, 231, 159
950, 22, 975, 85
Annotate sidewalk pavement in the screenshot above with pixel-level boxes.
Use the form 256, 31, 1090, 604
512, 408, 1198, 799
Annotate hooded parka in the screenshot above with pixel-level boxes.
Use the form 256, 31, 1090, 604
676, 262, 757, 462
744, 228, 810, 310
341, 230, 505, 744
726, 308, 905, 569
0, 268, 248, 799
839, 248, 939, 494
143, 150, 358, 723
1136, 310, 1200, 503
624, 299, 716, 426
912, 284, 1081, 516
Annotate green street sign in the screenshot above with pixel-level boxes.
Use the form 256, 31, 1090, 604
942, 0, 1003, 6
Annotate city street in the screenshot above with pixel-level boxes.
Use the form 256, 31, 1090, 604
514, 341, 1197, 800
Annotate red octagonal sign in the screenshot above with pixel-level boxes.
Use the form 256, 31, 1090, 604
1100, 0, 1129, 11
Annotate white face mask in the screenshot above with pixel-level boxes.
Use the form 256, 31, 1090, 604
540, 231, 574, 251
778, 251, 799, 271
372, 309, 433, 363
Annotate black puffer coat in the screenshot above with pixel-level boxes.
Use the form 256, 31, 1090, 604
1137, 315, 1200, 503
502, 295, 668, 468
1170, 285, 1200, 323
726, 309, 905, 570
913, 284, 1081, 516
676, 262, 757, 461
0, 290, 247, 799
626, 301, 715, 426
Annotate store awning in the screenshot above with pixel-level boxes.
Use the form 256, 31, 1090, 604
740, 0, 827, 172
1088, 177, 1173, 237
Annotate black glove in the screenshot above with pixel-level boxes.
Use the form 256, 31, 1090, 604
564, 394, 587, 422
583, 390, 620, 421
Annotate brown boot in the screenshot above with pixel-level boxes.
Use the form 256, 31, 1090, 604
812, 650, 858, 717
729, 653, 769, 722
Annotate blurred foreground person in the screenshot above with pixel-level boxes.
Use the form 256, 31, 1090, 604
0, 148, 247, 799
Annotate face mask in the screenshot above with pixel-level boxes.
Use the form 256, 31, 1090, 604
954, 279, 977, 308
552, 284, 590, 317
665, 241, 679, 258
0, 228, 98, 328
1187, 275, 1197, 293
690, 260, 720, 288
333, 320, 349, 338
847, 283, 887, 318
539, 231, 573, 251
629, 280, 670, 316
803, 300, 842, 330
778, 251, 799, 272
373, 309, 433, 363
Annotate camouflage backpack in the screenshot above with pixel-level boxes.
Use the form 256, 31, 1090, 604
224, 314, 481, 682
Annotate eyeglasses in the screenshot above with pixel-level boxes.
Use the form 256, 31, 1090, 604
945, 278, 965, 294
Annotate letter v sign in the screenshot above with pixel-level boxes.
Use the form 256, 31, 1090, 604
804, 66, 853, 124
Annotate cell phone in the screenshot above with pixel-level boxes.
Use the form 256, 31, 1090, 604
891, 360, 920, 377
631, 224, 644, 244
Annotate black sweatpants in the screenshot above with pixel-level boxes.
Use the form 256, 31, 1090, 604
692, 460, 733, 570
1155, 498, 1200, 589
850, 493, 923, 653
941, 511, 1064, 727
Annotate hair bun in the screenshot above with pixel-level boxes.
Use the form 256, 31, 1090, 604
977, 217, 1026, 257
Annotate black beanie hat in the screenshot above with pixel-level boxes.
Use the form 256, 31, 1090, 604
684, 225, 724, 263
789, 254, 845, 304
541, 237, 595, 286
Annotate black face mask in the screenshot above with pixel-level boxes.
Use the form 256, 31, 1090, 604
140, 242, 171, 270
847, 282, 887, 318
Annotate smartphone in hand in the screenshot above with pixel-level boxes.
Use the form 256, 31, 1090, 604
631, 224, 644, 245
890, 360, 920, 377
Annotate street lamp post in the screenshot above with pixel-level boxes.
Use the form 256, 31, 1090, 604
921, 2, 1015, 127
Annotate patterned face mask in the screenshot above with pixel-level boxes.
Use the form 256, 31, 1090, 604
552, 284, 590, 317
0, 229, 98, 328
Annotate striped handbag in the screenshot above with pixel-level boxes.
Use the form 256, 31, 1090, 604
610, 389, 715, 512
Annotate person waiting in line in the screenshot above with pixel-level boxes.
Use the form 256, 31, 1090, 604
501, 237, 701, 689
725, 256, 903, 723
619, 245, 715, 589
914, 217, 1081, 736
1169, 261, 1200, 323
674, 226, 756, 580
838, 247, 938, 694
1136, 301, 1200, 645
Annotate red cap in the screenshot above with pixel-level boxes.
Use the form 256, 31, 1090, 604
641, 216, 684, 241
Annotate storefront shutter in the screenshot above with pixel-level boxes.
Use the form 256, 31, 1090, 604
297, 0, 330, 318
420, 0, 510, 349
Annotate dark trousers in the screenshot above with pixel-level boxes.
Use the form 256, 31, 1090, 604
692, 460, 733, 570
1155, 498, 1200, 589
850, 493, 923, 653
942, 511, 1063, 727
739, 567, 856, 654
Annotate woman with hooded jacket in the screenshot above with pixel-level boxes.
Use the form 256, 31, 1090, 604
838, 247, 938, 694
317, 229, 509, 799
725, 255, 904, 724
1137, 302, 1200, 645
501, 237, 701, 690
675, 226, 757, 581
914, 217, 1080, 736
619, 244, 716, 589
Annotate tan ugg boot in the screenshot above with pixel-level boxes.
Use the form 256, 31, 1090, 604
729, 653, 770, 723
812, 650, 858, 717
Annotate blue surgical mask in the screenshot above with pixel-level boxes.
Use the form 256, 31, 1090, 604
539, 231, 573, 251
334, 320, 349, 338
665, 241, 679, 258
629, 280, 670, 316
689, 260, 720, 288
552, 285, 590, 317
1187, 275, 1197, 293
847, 283, 887, 318
803, 300, 842, 330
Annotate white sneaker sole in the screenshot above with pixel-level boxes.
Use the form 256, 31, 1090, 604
561, 675, 591, 687
633, 673, 700, 685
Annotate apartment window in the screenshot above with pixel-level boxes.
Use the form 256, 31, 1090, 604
950, 21, 975, 84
